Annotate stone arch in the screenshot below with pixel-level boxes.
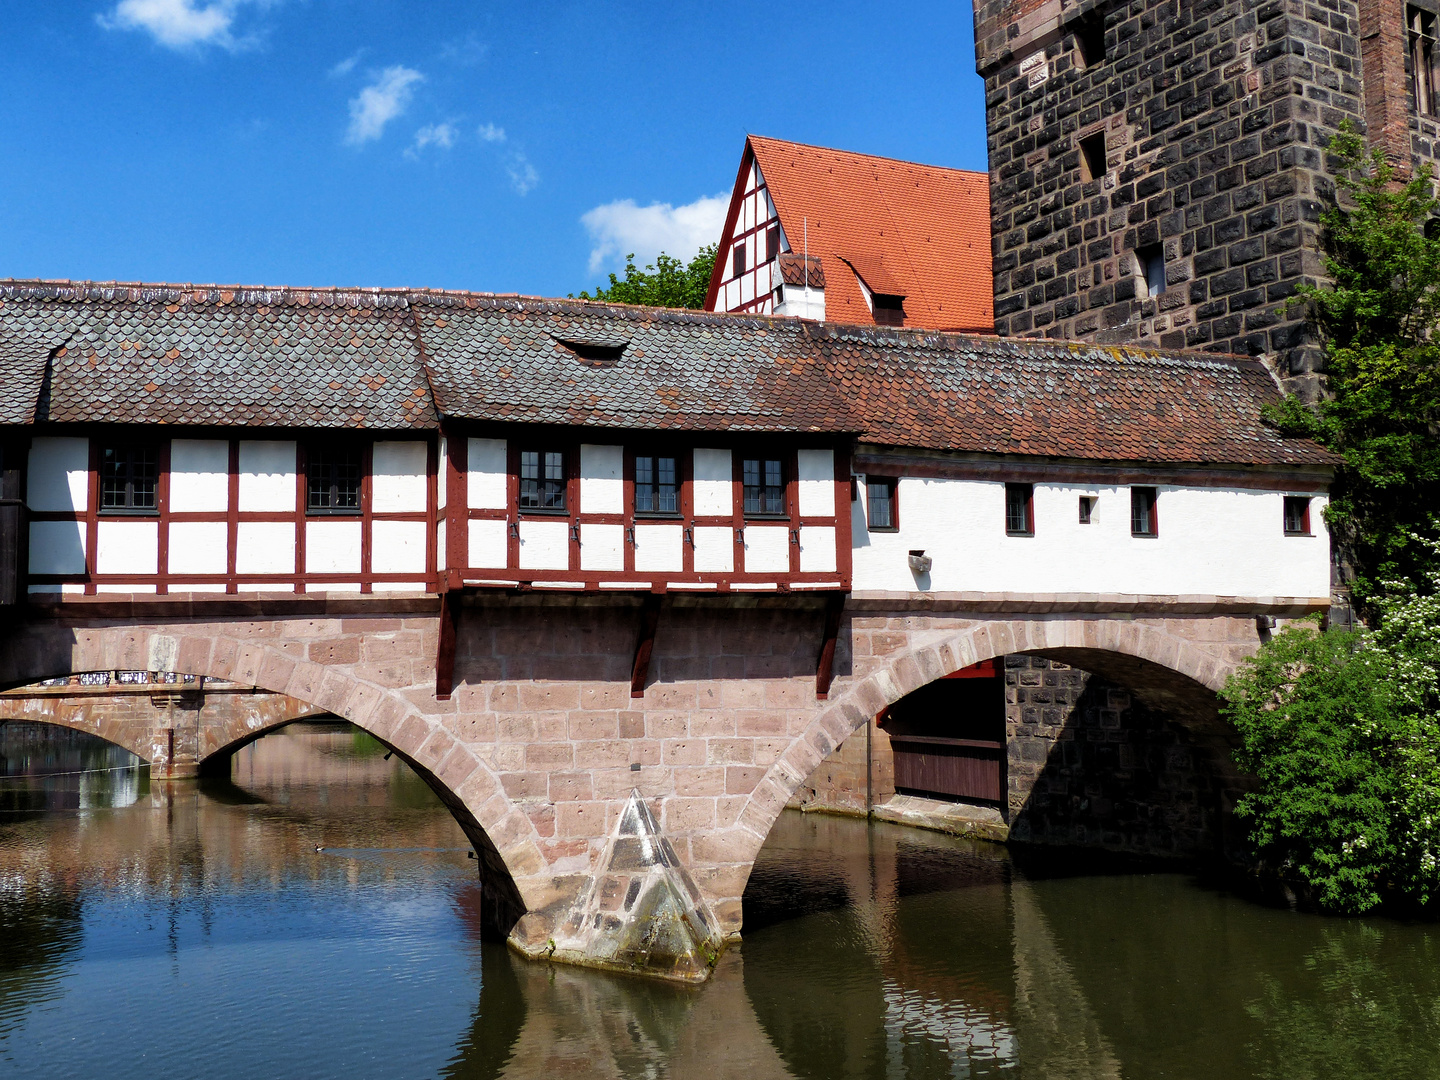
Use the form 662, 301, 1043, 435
729, 615, 1250, 887
0, 620, 545, 939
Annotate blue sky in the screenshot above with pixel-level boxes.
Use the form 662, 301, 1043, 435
0, 1, 988, 298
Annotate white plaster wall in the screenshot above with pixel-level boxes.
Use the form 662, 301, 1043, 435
797, 450, 835, 516
238, 441, 296, 512
799, 526, 837, 573
581, 523, 625, 571
468, 438, 507, 509
26, 437, 88, 512
743, 525, 790, 574
372, 441, 428, 513
168, 521, 227, 575
775, 286, 825, 320
850, 476, 1332, 597
693, 449, 732, 516
96, 520, 159, 575
235, 522, 295, 575
469, 519, 508, 569
169, 440, 229, 512
371, 520, 427, 574
436, 520, 447, 570
634, 524, 683, 572
519, 520, 569, 570
693, 526, 733, 572
438, 438, 447, 510
28, 521, 85, 574
580, 445, 624, 514
306, 520, 362, 574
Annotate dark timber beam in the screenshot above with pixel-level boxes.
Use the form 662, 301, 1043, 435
816, 591, 846, 699
630, 594, 663, 699
435, 589, 462, 701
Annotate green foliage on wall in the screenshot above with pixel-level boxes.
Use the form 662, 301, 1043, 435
573, 244, 718, 310
1222, 555, 1440, 913
1268, 121, 1440, 606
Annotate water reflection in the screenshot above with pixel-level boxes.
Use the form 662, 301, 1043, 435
2, 721, 1440, 1078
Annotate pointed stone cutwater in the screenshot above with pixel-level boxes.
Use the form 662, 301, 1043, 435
552, 790, 726, 983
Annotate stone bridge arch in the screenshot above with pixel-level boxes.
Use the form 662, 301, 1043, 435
724, 611, 1263, 901
0, 617, 542, 939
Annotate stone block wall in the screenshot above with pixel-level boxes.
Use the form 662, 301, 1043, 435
974, 0, 1367, 399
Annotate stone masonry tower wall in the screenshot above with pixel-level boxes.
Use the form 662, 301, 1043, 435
974, 0, 1369, 400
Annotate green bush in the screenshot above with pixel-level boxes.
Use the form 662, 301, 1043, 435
1222, 558, 1440, 913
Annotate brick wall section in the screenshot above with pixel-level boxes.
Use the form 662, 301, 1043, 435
1360, 0, 1412, 171
976, 0, 1367, 400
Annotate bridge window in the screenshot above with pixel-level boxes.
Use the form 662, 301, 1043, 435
100, 444, 159, 512
1283, 496, 1312, 536
1131, 486, 1158, 537
743, 457, 786, 517
866, 477, 898, 531
635, 455, 679, 515
1005, 483, 1034, 536
733, 242, 747, 279
1078, 495, 1095, 524
519, 449, 567, 512
307, 446, 362, 513
766, 224, 781, 263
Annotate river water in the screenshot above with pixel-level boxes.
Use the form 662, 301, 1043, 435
2, 719, 1439, 1080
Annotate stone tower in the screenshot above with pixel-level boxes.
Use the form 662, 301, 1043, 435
973, 0, 1435, 400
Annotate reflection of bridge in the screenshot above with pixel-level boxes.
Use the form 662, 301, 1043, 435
0, 589, 1313, 981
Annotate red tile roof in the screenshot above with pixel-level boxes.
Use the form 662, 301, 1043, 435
732, 136, 993, 332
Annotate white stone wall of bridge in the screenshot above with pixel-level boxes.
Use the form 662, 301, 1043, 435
0, 594, 1294, 974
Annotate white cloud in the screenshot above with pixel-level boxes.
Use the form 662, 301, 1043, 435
405, 121, 458, 159
328, 49, 365, 78
580, 193, 728, 273
477, 122, 506, 143
345, 66, 424, 145
505, 152, 539, 195
98, 0, 266, 50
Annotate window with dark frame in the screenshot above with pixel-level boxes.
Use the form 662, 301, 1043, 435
100, 444, 159, 512
1078, 495, 1095, 524
1138, 244, 1166, 297
1283, 496, 1312, 536
1076, 14, 1106, 67
1005, 483, 1034, 536
743, 457, 786, 516
307, 445, 362, 513
872, 294, 906, 326
1413, 7, 1439, 115
1079, 132, 1106, 182
1131, 486, 1158, 537
732, 242, 747, 279
519, 449, 567, 511
635, 455, 679, 515
766, 224, 780, 263
866, 477, 898, 531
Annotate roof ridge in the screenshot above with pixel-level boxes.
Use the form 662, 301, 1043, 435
747, 134, 987, 178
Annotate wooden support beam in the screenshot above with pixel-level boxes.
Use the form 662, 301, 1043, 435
815, 591, 846, 699
630, 594, 663, 699
435, 589, 462, 701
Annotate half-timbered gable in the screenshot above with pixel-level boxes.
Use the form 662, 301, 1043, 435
0, 280, 1337, 610
704, 136, 994, 333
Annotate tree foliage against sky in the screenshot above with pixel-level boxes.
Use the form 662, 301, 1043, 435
574, 244, 718, 310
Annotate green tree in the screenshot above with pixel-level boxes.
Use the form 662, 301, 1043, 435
1270, 121, 1440, 605
574, 244, 718, 310
1221, 552, 1440, 913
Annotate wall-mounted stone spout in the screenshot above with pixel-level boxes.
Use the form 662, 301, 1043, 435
513, 790, 725, 983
